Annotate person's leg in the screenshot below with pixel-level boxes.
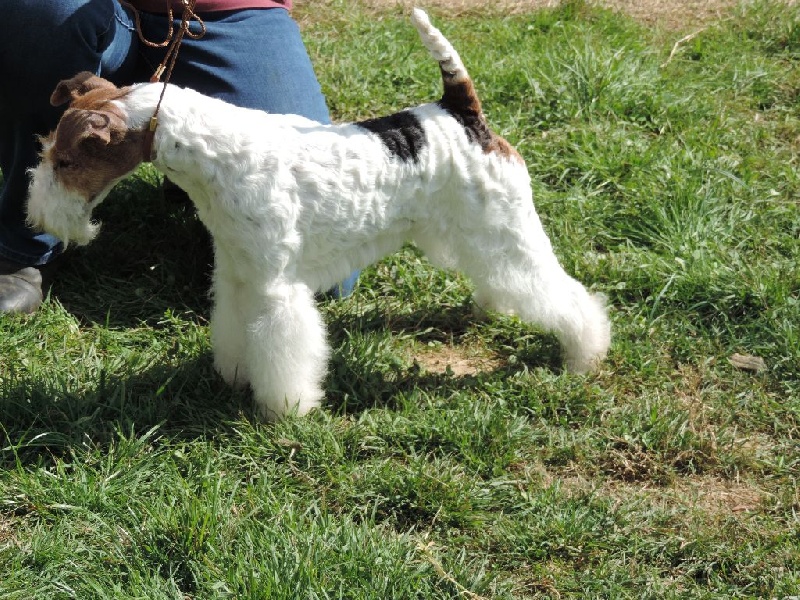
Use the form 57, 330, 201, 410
0, 0, 138, 265
136, 7, 359, 296
0, 0, 137, 312
136, 8, 329, 119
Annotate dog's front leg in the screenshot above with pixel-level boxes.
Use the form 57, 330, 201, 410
242, 281, 329, 421
211, 264, 250, 389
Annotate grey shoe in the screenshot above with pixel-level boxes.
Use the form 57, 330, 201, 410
0, 257, 60, 315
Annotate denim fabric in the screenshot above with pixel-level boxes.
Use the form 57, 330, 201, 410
0, 0, 137, 264
0, 1, 331, 265
132, 8, 330, 120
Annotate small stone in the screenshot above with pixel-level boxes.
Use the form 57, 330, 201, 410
728, 353, 767, 373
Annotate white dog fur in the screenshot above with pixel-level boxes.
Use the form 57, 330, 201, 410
27, 9, 610, 419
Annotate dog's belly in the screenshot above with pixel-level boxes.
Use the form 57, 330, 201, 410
296, 226, 411, 292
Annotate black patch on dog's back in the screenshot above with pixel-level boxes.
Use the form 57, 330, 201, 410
357, 111, 427, 163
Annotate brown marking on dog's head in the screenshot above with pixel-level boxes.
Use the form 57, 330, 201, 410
438, 70, 523, 164
50, 71, 120, 107
40, 73, 146, 201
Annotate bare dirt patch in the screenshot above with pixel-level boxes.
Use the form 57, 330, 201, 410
357, 0, 744, 28
411, 343, 502, 376
561, 472, 766, 516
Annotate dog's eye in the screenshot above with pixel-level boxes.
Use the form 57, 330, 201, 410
55, 158, 73, 170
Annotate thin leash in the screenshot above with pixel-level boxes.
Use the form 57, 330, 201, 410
119, 0, 206, 160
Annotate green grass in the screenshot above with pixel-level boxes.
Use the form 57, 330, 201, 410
2, 1, 799, 597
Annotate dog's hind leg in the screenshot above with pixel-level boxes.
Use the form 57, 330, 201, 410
243, 281, 329, 420
211, 267, 250, 389
472, 269, 610, 373
421, 213, 610, 373
474, 239, 610, 373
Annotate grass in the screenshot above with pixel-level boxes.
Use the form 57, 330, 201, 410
2, 0, 799, 597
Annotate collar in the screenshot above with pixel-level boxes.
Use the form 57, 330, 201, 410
142, 116, 158, 163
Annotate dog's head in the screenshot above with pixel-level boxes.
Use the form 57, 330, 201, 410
27, 72, 147, 246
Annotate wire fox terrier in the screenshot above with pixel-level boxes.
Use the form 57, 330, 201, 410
27, 9, 611, 420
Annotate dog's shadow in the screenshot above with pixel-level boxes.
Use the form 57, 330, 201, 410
14, 177, 563, 462
4, 304, 560, 472
52, 176, 214, 327
323, 300, 564, 416
0, 354, 250, 470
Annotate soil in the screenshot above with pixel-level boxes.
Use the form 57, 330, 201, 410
361, 0, 745, 29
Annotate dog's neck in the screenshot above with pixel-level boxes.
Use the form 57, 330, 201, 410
142, 115, 158, 163
124, 83, 209, 178
123, 84, 169, 162
123, 82, 243, 205
123, 82, 307, 197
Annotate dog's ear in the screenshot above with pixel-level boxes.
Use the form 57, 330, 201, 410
50, 72, 116, 107
57, 110, 117, 146
81, 111, 115, 144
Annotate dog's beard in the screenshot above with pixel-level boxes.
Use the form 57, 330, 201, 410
27, 165, 102, 247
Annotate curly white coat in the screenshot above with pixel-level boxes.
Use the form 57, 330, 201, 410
28, 10, 610, 419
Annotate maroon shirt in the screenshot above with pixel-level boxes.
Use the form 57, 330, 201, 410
129, 0, 291, 12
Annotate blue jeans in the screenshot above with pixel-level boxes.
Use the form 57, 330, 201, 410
0, 1, 358, 295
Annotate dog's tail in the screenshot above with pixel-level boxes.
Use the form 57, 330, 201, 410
411, 8, 482, 116
412, 9, 521, 161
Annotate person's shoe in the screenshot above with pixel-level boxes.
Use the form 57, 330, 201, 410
0, 257, 60, 315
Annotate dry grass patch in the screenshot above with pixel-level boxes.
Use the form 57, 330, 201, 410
409, 341, 503, 376
559, 472, 766, 516
588, 0, 740, 27
0, 518, 10, 546
299, 0, 753, 29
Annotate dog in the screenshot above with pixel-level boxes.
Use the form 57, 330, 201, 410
27, 9, 611, 420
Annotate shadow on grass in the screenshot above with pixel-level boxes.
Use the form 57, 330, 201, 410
51, 177, 214, 328
0, 354, 248, 469
329, 296, 564, 361
324, 301, 564, 416
2, 301, 562, 469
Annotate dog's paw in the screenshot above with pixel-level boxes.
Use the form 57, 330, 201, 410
256, 393, 322, 422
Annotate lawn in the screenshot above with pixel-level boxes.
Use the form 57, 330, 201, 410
2, 0, 799, 597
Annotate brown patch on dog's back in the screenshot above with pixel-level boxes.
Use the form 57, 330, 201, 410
438, 69, 523, 163
485, 135, 520, 159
